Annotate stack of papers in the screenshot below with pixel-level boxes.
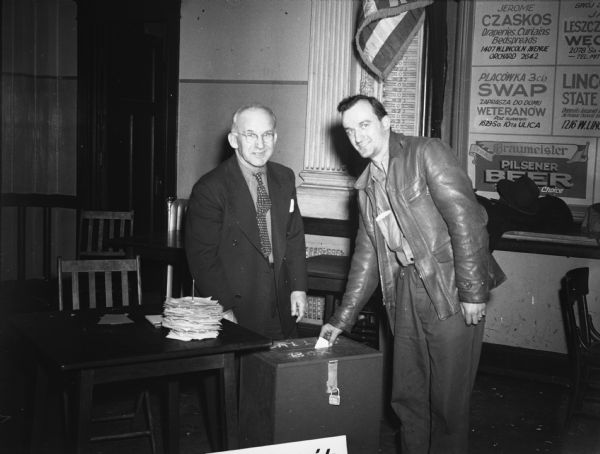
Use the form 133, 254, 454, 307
162, 296, 223, 341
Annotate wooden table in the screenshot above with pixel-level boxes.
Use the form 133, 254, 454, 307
497, 230, 600, 259
10, 308, 271, 454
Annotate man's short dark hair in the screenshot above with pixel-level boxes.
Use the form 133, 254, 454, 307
337, 95, 388, 120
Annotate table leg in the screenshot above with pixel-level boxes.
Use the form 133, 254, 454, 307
222, 352, 238, 450
165, 378, 180, 454
30, 364, 48, 454
75, 370, 94, 454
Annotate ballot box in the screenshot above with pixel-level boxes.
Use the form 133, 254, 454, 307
239, 337, 383, 454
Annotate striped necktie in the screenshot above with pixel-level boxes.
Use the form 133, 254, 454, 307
254, 172, 272, 258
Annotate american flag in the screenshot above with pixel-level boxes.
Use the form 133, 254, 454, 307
356, 0, 433, 80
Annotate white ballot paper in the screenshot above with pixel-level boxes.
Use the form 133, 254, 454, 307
315, 336, 330, 349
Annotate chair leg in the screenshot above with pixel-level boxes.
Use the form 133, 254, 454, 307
87, 387, 156, 451
31, 364, 49, 454
566, 363, 583, 427
62, 388, 71, 442
142, 390, 157, 454
164, 379, 180, 454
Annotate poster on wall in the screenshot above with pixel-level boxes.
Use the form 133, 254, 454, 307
467, 0, 600, 207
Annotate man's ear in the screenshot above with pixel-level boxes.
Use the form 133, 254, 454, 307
382, 115, 391, 130
227, 132, 239, 149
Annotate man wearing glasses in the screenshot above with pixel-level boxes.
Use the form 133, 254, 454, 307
185, 103, 307, 339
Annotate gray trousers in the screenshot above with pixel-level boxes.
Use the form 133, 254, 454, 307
391, 265, 484, 454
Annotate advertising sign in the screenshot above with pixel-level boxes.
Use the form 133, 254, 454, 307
469, 135, 596, 204
470, 66, 554, 135
468, 0, 599, 206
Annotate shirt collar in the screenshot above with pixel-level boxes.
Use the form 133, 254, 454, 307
372, 150, 389, 173
235, 154, 267, 180
370, 150, 389, 179
370, 161, 387, 184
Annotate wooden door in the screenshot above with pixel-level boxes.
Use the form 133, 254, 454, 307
76, 0, 180, 234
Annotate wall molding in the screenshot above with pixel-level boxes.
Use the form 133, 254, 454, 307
179, 79, 307, 85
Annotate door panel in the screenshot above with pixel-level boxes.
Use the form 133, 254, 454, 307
104, 23, 164, 233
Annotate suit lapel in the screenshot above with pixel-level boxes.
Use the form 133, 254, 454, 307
225, 158, 262, 252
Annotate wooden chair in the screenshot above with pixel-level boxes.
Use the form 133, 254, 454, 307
57, 255, 156, 452
166, 198, 188, 299
58, 256, 142, 310
78, 210, 134, 259
560, 267, 600, 426
0, 193, 78, 312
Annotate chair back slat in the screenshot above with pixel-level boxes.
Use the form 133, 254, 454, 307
121, 271, 129, 307
89, 273, 97, 308
86, 221, 94, 254
71, 271, 80, 310
136, 261, 142, 305
98, 219, 106, 252
105, 271, 113, 307
78, 210, 134, 259
57, 256, 141, 311
118, 218, 126, 237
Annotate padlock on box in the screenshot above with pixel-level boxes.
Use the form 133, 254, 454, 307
239, 337, 383, 453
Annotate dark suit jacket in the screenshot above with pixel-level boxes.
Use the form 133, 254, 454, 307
185, 156, 307, 337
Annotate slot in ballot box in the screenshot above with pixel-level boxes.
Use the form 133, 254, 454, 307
239, 337, 383, 454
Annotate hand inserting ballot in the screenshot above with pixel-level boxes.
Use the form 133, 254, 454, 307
319, 323, 343, 347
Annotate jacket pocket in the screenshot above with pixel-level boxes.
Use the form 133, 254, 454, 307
401, 178, 426, 203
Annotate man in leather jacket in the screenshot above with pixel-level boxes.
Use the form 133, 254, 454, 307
320, 95, 506, 454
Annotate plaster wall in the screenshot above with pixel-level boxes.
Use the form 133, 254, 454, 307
487, 251, 600, 353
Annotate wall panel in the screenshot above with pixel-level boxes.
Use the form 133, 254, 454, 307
1, 0, 77, 280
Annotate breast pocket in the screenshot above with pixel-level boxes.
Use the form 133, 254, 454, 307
401, 178, 429, 204
375, 210, 403, 252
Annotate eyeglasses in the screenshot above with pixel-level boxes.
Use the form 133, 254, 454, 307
236, 130, 275, 144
